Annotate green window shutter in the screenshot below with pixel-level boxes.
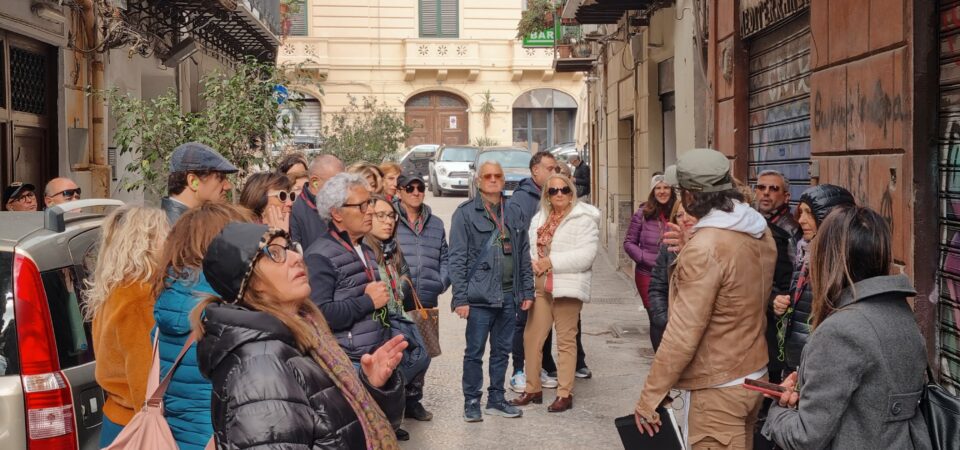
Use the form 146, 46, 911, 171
289, 6, 308, 36
419, 0, 438, 37
439, 0, 458, 38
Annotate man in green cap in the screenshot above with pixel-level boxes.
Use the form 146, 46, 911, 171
633, 148, 777, 448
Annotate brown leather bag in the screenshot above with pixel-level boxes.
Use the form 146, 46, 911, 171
405, 276, 441, 358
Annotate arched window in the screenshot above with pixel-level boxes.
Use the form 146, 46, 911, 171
512, 89, 578, 151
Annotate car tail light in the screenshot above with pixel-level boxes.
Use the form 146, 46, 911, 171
14, 254, 78, 450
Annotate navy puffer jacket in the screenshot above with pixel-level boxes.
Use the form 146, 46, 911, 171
393, 201, 450, 309
781, 184, 856, 371
305, 226, 391, 361
506, 177, 541, 227
197, 302, 404, 449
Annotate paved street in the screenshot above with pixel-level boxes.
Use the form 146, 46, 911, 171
402, 192, 653, 449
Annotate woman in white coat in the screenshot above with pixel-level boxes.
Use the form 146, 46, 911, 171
510, 173, 600, 412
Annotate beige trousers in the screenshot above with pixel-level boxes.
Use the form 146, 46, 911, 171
687, 381, 764, 449
523, 275, 583, 397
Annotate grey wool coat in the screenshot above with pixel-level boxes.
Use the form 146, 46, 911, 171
762, 274, 931, 450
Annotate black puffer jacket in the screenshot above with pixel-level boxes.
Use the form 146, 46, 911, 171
781, 184, 856, 372
197, 302, 404, 449
305, 225, 390, 361
647, 244, 675, 352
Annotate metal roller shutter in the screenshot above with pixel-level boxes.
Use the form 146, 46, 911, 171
286, 98, 322, 138
937, 0, 960, 394
747, 14, 812, 203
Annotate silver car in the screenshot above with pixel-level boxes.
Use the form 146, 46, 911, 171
0, 199, 120, 449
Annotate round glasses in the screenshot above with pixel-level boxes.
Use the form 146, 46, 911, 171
267, 190, 294, 202
261, 241, 304, 264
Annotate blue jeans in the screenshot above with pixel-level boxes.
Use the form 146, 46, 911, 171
462, 294, 516, 404
99, 414, 123, 448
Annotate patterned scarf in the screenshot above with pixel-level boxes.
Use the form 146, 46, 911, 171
307, 315, 398, 450
536, 207, 569, 258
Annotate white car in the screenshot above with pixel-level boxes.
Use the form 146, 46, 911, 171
429, 145, 479, 197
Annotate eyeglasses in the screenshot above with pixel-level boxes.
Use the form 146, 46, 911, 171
404, 184, 425, 194
342, 198, 376, 213
755, 184, 782, 193
374, 211, 398, 221
267, 190, 293, 202
260, 241, 303, 264
13, 192, 36, 203
51, 188, 81, 199
481, 173, 504, 180
547, 186, 573, 196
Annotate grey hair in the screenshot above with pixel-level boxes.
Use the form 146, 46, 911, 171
316, 172, 368, 221
475, 160, 503, 180
757, 169, 790, 191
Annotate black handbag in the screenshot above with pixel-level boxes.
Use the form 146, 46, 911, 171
921, 368, 960, 450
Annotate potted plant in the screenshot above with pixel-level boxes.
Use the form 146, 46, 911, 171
281, 0, 302, 16
516, 0, 556, 39
556, 28, 578, 58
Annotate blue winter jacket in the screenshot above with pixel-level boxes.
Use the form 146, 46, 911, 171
305, 225, 391, 361
449, 194, 535, 310
393, 201, 450, 309
506, 177, 542, 228
153, 270, 214, 450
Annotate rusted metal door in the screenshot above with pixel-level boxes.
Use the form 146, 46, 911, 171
404, 91, 468, 147
747, 13, 811, 203
937, 0, 960, 394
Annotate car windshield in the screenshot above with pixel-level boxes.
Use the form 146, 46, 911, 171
439, 147, 478, 162
478, 151, 532, 169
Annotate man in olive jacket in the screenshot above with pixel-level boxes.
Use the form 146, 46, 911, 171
634, 149, 777, 448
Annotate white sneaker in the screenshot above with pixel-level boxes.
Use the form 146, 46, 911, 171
541, 369, 558, 389
510, 371, 527, 393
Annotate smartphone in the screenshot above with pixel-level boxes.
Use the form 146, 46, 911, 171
742, 378, 788, 398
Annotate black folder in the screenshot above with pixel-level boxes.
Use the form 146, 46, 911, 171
614, 406, 684, 450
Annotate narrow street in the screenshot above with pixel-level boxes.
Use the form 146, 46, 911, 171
402, 192, 653, 449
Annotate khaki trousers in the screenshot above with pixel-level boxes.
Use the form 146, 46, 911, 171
523, 275, 583, 397
688, 382, 764, 449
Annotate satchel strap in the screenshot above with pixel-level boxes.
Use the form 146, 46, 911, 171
401, 274, 429, 320
147, 334, 197, 405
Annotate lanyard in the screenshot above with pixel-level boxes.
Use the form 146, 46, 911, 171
300, 187, 317, 210
329, 230, 376, 282
792, 262, 809, 306
483, 200, 506, 240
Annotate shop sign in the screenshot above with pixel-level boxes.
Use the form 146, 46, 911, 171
740, 0, 810, 38
523, 28, 556, 48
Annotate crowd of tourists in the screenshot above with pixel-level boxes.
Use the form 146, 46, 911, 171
2, 140, 938, 449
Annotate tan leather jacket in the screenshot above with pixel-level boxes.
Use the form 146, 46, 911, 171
636, 226, 777, 418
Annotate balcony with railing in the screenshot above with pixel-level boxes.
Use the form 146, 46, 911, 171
553, 25, 597, 73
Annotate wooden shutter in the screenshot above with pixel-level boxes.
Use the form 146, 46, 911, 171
419, 0, 438, 37
289, 6, 307, 36
439, 0, 458, 38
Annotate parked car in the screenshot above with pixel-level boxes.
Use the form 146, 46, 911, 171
546, 142, 579, 174
400, 144, 439, 183
467, 147, 533, 199
0, 199, 122, 450
429, 145, 479, 197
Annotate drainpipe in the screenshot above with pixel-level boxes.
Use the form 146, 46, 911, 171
80, 0, 110, 199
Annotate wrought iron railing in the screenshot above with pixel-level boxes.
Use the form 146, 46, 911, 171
247, 0, 281, 37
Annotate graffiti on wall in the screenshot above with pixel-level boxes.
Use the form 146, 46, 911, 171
939, 118, 960, 394
740, 0, 811, 38
813, 80, 909, 143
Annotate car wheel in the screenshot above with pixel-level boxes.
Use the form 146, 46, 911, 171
432, 176, 441, 197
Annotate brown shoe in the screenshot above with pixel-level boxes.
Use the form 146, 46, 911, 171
510, 392, 543, 406
547, 395, 573, 412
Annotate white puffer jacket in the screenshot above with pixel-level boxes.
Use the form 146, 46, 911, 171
528, 201, 601, 302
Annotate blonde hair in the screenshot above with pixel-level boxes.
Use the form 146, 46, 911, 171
82, 206, 169, 320
539, 173, 579, 215
347, 162, 383, 194
379, 162, 402, 177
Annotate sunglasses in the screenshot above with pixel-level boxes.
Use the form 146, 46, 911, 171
13, 192, 36, 202
404, 184, 425, 194
548, 186, 573, 196
342, 198, 375, 213
267, 190, 294, 202
52, 188, 82, 199
755, 184, 782, 193
261, 241, 303, 264
374, 211, 398, 221
481, 173, 504, 180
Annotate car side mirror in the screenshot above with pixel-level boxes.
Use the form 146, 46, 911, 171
468, 162, 475, 170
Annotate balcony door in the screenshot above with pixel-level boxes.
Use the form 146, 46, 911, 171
404, 91, 468, 147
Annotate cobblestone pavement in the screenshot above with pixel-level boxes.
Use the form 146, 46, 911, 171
401, 193, 653, 449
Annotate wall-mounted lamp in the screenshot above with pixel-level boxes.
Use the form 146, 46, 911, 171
31, 1, 65, 24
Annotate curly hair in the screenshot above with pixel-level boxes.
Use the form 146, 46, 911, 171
82, 206, 169, 320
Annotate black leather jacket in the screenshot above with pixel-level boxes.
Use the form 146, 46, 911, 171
647, 245, 675, 352
197, 302, 404, 449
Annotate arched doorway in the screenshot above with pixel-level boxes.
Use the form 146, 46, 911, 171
405, 91, 468, 146
512, 88, 577, 152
